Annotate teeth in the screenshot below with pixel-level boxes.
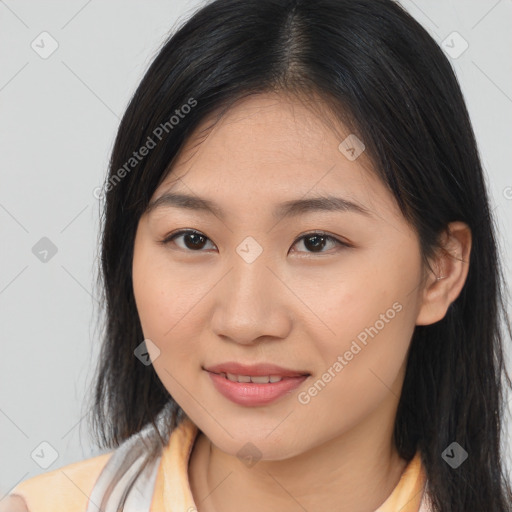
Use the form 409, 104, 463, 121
222, 372, 284, 383
250, 375, 271, 384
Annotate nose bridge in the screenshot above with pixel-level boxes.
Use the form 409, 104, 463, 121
211, 242, 290, 343
226, 245, 275, 313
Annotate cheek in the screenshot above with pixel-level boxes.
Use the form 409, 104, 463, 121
132, 245, 210, 373
298, 294, 412, 433
309, 250, 419, 388
133, 245, 186, 336
132, 246, 165, 338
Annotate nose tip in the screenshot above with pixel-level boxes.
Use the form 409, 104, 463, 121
209, 262, 292, 345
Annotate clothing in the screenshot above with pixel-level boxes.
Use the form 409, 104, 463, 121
9, 405, 433, 511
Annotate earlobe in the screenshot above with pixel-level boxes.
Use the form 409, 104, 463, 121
415, 221, 472, 326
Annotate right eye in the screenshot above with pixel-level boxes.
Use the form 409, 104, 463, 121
160, 229, 217, 252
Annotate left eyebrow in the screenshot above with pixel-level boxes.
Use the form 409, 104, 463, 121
145, 192, 373, 220
274, 195, 373, 220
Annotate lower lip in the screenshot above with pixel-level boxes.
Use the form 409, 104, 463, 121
207, 371, 309, 406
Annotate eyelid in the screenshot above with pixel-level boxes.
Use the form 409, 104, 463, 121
159, 228, 353, 254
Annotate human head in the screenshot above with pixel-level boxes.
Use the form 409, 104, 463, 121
88, 1, 512, 510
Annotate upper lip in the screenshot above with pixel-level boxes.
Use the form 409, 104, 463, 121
204, 362, 310, 378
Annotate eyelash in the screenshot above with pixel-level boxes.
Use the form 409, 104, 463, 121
159, 229, 351, 255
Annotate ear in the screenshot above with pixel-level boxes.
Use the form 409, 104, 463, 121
415, 221, 472, 326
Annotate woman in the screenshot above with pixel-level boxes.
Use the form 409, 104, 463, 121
5, 0, 512, 511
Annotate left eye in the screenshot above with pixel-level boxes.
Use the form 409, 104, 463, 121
292, 232, 348, 254
160, 229, 349, 254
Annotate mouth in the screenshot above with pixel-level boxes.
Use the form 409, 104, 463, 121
208, 371, 305, 384
203, 362, 310, 381
203, 362, 311, 406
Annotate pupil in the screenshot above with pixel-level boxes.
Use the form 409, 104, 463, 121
185, 233, 206, 249
305, 235, 326, 252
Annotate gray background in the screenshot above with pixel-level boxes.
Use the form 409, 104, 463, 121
1, 0, 511, 497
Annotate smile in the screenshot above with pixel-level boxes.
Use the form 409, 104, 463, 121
215, 372, 285, 383
206, 370, 309, 406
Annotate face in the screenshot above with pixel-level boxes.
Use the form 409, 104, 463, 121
132, 92, 427, 461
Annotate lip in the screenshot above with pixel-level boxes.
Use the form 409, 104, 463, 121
203, 362, 311, 407
204, 362, 310, 378
206, 371, 309, 406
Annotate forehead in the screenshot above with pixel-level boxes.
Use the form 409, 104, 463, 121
151, 92, 399, 221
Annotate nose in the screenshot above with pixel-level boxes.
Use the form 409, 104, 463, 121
210, 256, 292, 346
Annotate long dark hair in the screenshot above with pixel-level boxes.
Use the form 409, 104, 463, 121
85, 1, 512, 510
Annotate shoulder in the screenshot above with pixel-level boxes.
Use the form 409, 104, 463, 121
2, 450, 114, 512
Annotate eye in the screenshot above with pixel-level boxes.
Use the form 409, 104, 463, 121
290, 231, 350, 255
160, 229, 216, 251
159, 229, 350, 254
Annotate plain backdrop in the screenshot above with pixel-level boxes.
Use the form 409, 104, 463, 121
1, 0, 511, 497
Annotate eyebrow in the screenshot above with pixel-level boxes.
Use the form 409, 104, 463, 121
146, 192, 372, 220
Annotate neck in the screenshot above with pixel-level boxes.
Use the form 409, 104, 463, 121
189, 391, 409, 512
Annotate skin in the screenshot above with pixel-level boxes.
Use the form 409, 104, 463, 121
0, 495, 29, 512
132, 92, 471, 512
